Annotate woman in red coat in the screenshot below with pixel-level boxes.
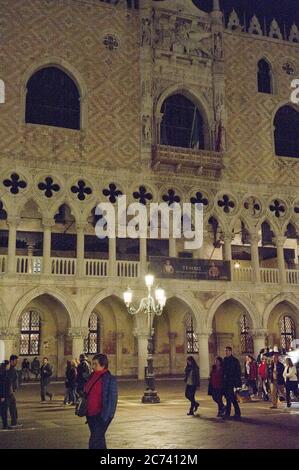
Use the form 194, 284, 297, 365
208, 357, 225, 417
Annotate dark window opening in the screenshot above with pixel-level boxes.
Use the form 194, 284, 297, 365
20, 311, 40, 356
274, 105, 299, 158
280, 315, 295, 350
257, 59, 272, 94
84, 313, 100, 355
160, 94, 205, 149
186, 314, 198, 354
25, 67, 80, 130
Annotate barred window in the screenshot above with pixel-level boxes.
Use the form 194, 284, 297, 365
240, 315, 253, 354
20, 311, 40, 356
84, 313, 100, 355
257, 59, 273, 94
280, 315, 295, 350
186, 314, 198, 354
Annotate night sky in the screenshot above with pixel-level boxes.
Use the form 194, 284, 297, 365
192, 0, 299, 32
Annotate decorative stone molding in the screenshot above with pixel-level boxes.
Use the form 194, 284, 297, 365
269, 19, 282, 40
248, 15, 263, 36
67, 327, 89, 339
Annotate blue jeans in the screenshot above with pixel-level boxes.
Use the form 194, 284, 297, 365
86, 414, 110, 449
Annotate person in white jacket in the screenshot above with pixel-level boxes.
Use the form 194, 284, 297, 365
283, 358, 298, 408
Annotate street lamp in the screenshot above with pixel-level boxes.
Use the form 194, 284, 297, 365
123, 274, 166, 403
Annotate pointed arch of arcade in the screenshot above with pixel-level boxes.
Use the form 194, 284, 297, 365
165, 291, 206, 332
8, 287, 79, 328
263, 294, 299, 329
206, 292, 259, 331
81, 287, 125, 328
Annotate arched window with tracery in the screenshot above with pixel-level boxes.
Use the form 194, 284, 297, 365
280, 315, 296, 350
84, 312, 101, 355
185, 313, 198, 354
160, 94, 205, 149
257, 59, 273, 94
240, 314, 253, 354
20, 311, 41, 356
25, 66, 80, 130
274, 105, 299, 158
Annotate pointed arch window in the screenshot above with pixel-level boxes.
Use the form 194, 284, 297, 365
240, 314, 253, 354
280, 315, 296, 350
20, 311, 41, 356
84, 312, 101, 355
185, 313, 198, 354
257, 59, 273, 94
25, 66, 80, 130
160, 94, 205, 149
274, 105, 299, 158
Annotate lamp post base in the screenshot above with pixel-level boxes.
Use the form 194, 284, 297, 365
142, 389, 160, 404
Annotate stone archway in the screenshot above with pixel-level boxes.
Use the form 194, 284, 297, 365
264, 295, 299, 350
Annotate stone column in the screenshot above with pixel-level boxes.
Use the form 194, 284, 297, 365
223, 233, 233, 261
135, 332, 148, 380
198, 332, 211, 379
168, 332, 177, 375
109, 237, 117, 276
250, 232, 261, 283
275, 236, 287, 284
76, 223, 85, 277
7, 217, 19, 274
56, 332, 66, 378
252, 329, 268, 356
169, 238, 177, 258
42, 219, 54, 275
140, 237, 147, 276
116, 332, 124, 376
68, 328, 87, 361
0, 328, 19, 361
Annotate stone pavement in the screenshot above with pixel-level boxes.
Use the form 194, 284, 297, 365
1, 379, 299, 449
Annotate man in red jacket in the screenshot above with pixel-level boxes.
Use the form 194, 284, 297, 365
84, 353, 118, 449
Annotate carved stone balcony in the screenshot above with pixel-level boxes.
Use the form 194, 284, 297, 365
152, 144, 225, 177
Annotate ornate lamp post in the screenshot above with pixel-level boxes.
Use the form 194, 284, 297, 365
123, 274, 166, 403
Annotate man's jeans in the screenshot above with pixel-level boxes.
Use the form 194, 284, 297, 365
7, 393, 18, 426
87, 414, 110, 449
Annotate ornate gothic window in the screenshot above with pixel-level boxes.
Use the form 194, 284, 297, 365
185, 314, 198, 354
240, 315, 253, 354
84, 313, 101, 355
257, 59, 273, 94
160, 94, 205, 149
20, 311, 41, 356
25, 67, 80, 130
280, 315, 296, 350
274, 105, 299, 158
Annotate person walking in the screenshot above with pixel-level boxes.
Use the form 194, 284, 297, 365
85, 353, 118, 450
0, 361, 12, 430
64, 360, 78, 405
208, 356, 225, 417
76, 354, 91, 397
6, 355, 22, 428
244, 355, 258, 397
269, 353, 285, 409
40, 357, 53, 402
21, 358, 31, 382
31, 357, 40, 380
283, 357, 298, 408
222, 346, 242, 420
258, 355, 270, 401
184, 356, 200, 416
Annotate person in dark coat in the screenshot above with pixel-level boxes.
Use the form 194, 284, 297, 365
85, 353, 118, 450
208, 356, 225, 417
21, 358, 31, 382
5, 355, 22, 428
40, 357, 53, 402
64, 360, 78, 405
222, 346, 242, 419
269, 353, 285, 409
76, 354, 91, 397
0, 361, 11, 430
31, 357, 40, 380
184, 356, 200, 416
